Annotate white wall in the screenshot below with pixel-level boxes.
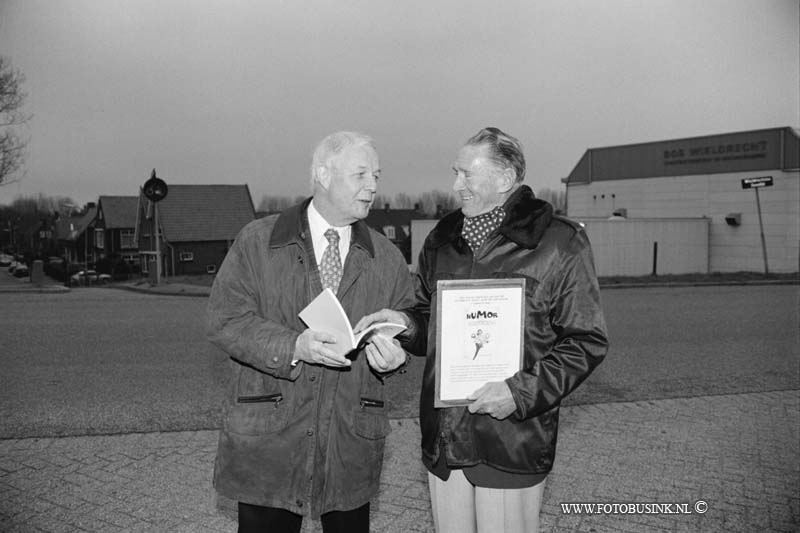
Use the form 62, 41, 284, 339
567, 170, 799, 273
577, 218, 709, 276
410, 219, 438, 272
411, 217, 710, 277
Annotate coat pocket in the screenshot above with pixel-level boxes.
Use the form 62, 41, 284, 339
227, 394, 289, 436
226, 367, 290, 435
353, 398, 391, 440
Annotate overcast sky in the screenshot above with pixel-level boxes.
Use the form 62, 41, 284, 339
0, 0, 797, 208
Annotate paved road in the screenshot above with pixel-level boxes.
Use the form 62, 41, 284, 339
1, 282, 797, 439
1, 276, 798, 532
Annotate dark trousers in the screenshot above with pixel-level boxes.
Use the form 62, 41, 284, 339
238, 501, 370, 533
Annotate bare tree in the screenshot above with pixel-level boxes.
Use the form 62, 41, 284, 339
369, 193, 416, 211
0, 193, 76, 253
394, 192, 414, 209
536, 187, 566, 213
0, 57, 30, 186
418, 190, 458, 217
373, 194, 390, 210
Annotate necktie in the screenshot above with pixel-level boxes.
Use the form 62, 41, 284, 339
320, 228, 343, 293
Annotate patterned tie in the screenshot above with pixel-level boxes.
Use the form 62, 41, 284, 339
320, 228, 343, 293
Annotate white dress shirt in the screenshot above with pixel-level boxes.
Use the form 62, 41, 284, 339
307, 200, 352, 269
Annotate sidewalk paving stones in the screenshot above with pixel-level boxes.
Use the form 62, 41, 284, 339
1, 390, 797, 532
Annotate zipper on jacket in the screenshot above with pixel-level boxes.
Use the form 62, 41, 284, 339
360, 398, 384, 409
237, 393, 283, 406
473, 230, 502, 263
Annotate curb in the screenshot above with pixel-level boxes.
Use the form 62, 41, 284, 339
598, 279, 799, 290
0, 285, 70, 293
112, 283, 210, 297
117, 279, 799, 297
5, 279, 796, 297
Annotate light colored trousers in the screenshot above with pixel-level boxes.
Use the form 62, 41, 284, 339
428, 470, 545, 533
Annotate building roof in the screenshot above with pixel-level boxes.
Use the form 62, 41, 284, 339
55, 207, 97, 241
143, 184, 255, 242
365, 207, 426, 239
98, 196, 138, 229
565, 126, 800, 185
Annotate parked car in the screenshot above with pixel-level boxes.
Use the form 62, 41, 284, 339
0, 254, 12, 267
71, 269, 97, 284
70, 269, 111, 285
12, 263, 29, 278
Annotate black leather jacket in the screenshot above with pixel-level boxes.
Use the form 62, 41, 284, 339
405, 185, 609, 476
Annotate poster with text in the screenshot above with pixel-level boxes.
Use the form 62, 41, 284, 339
435, 279, 525, 407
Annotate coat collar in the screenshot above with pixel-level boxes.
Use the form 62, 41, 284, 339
269, 197, 376, 257
428, 185, 553, 250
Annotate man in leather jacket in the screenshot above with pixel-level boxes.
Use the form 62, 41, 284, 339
207, 131, 414, 533
356, 127, 609, 533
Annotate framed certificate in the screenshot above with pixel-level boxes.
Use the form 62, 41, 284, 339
435, 278, 525, 407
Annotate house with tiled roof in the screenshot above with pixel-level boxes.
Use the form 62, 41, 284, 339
365, 203, 428, 263
90, 196, 140, 277
135, 184, 255, 276
55, 204, 97, 266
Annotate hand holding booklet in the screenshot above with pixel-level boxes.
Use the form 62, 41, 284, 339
299, 288, 406, 357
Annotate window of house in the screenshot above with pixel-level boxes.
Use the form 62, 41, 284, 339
206, 264, 217, 274
179, 251, 194, 262
95, 228, 104, 249
122, 253, 139, 265
120, 229, 136, 249
383, 225, 396, 240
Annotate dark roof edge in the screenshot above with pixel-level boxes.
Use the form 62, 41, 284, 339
581, 126, 796, 153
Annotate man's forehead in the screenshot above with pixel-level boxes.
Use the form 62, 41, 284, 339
453, 144, 490, 169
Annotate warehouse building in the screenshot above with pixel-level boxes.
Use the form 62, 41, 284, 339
563, 127, 799, 275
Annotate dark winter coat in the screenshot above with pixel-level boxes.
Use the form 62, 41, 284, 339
206, 199, 415, 518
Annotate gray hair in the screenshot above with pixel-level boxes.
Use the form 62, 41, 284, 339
465, 127, 525, 183
310, 131, 377, 189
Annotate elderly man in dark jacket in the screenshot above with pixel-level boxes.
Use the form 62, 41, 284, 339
356, 127, 609, 533
207, 131, 414, 533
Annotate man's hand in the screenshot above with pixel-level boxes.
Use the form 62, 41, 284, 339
364, 335, 407, 373
466, 381, 516, 420
353, 309, 408, 335
294, 329, 351, 368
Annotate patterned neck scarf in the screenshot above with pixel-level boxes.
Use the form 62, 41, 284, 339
462, 206, 505, 252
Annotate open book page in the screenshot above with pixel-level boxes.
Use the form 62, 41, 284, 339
353, 322, 407, 349
298, 288, 355, 354
299, 288, 406, 356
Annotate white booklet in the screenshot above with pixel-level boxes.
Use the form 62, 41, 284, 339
299, 288, 406, 357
